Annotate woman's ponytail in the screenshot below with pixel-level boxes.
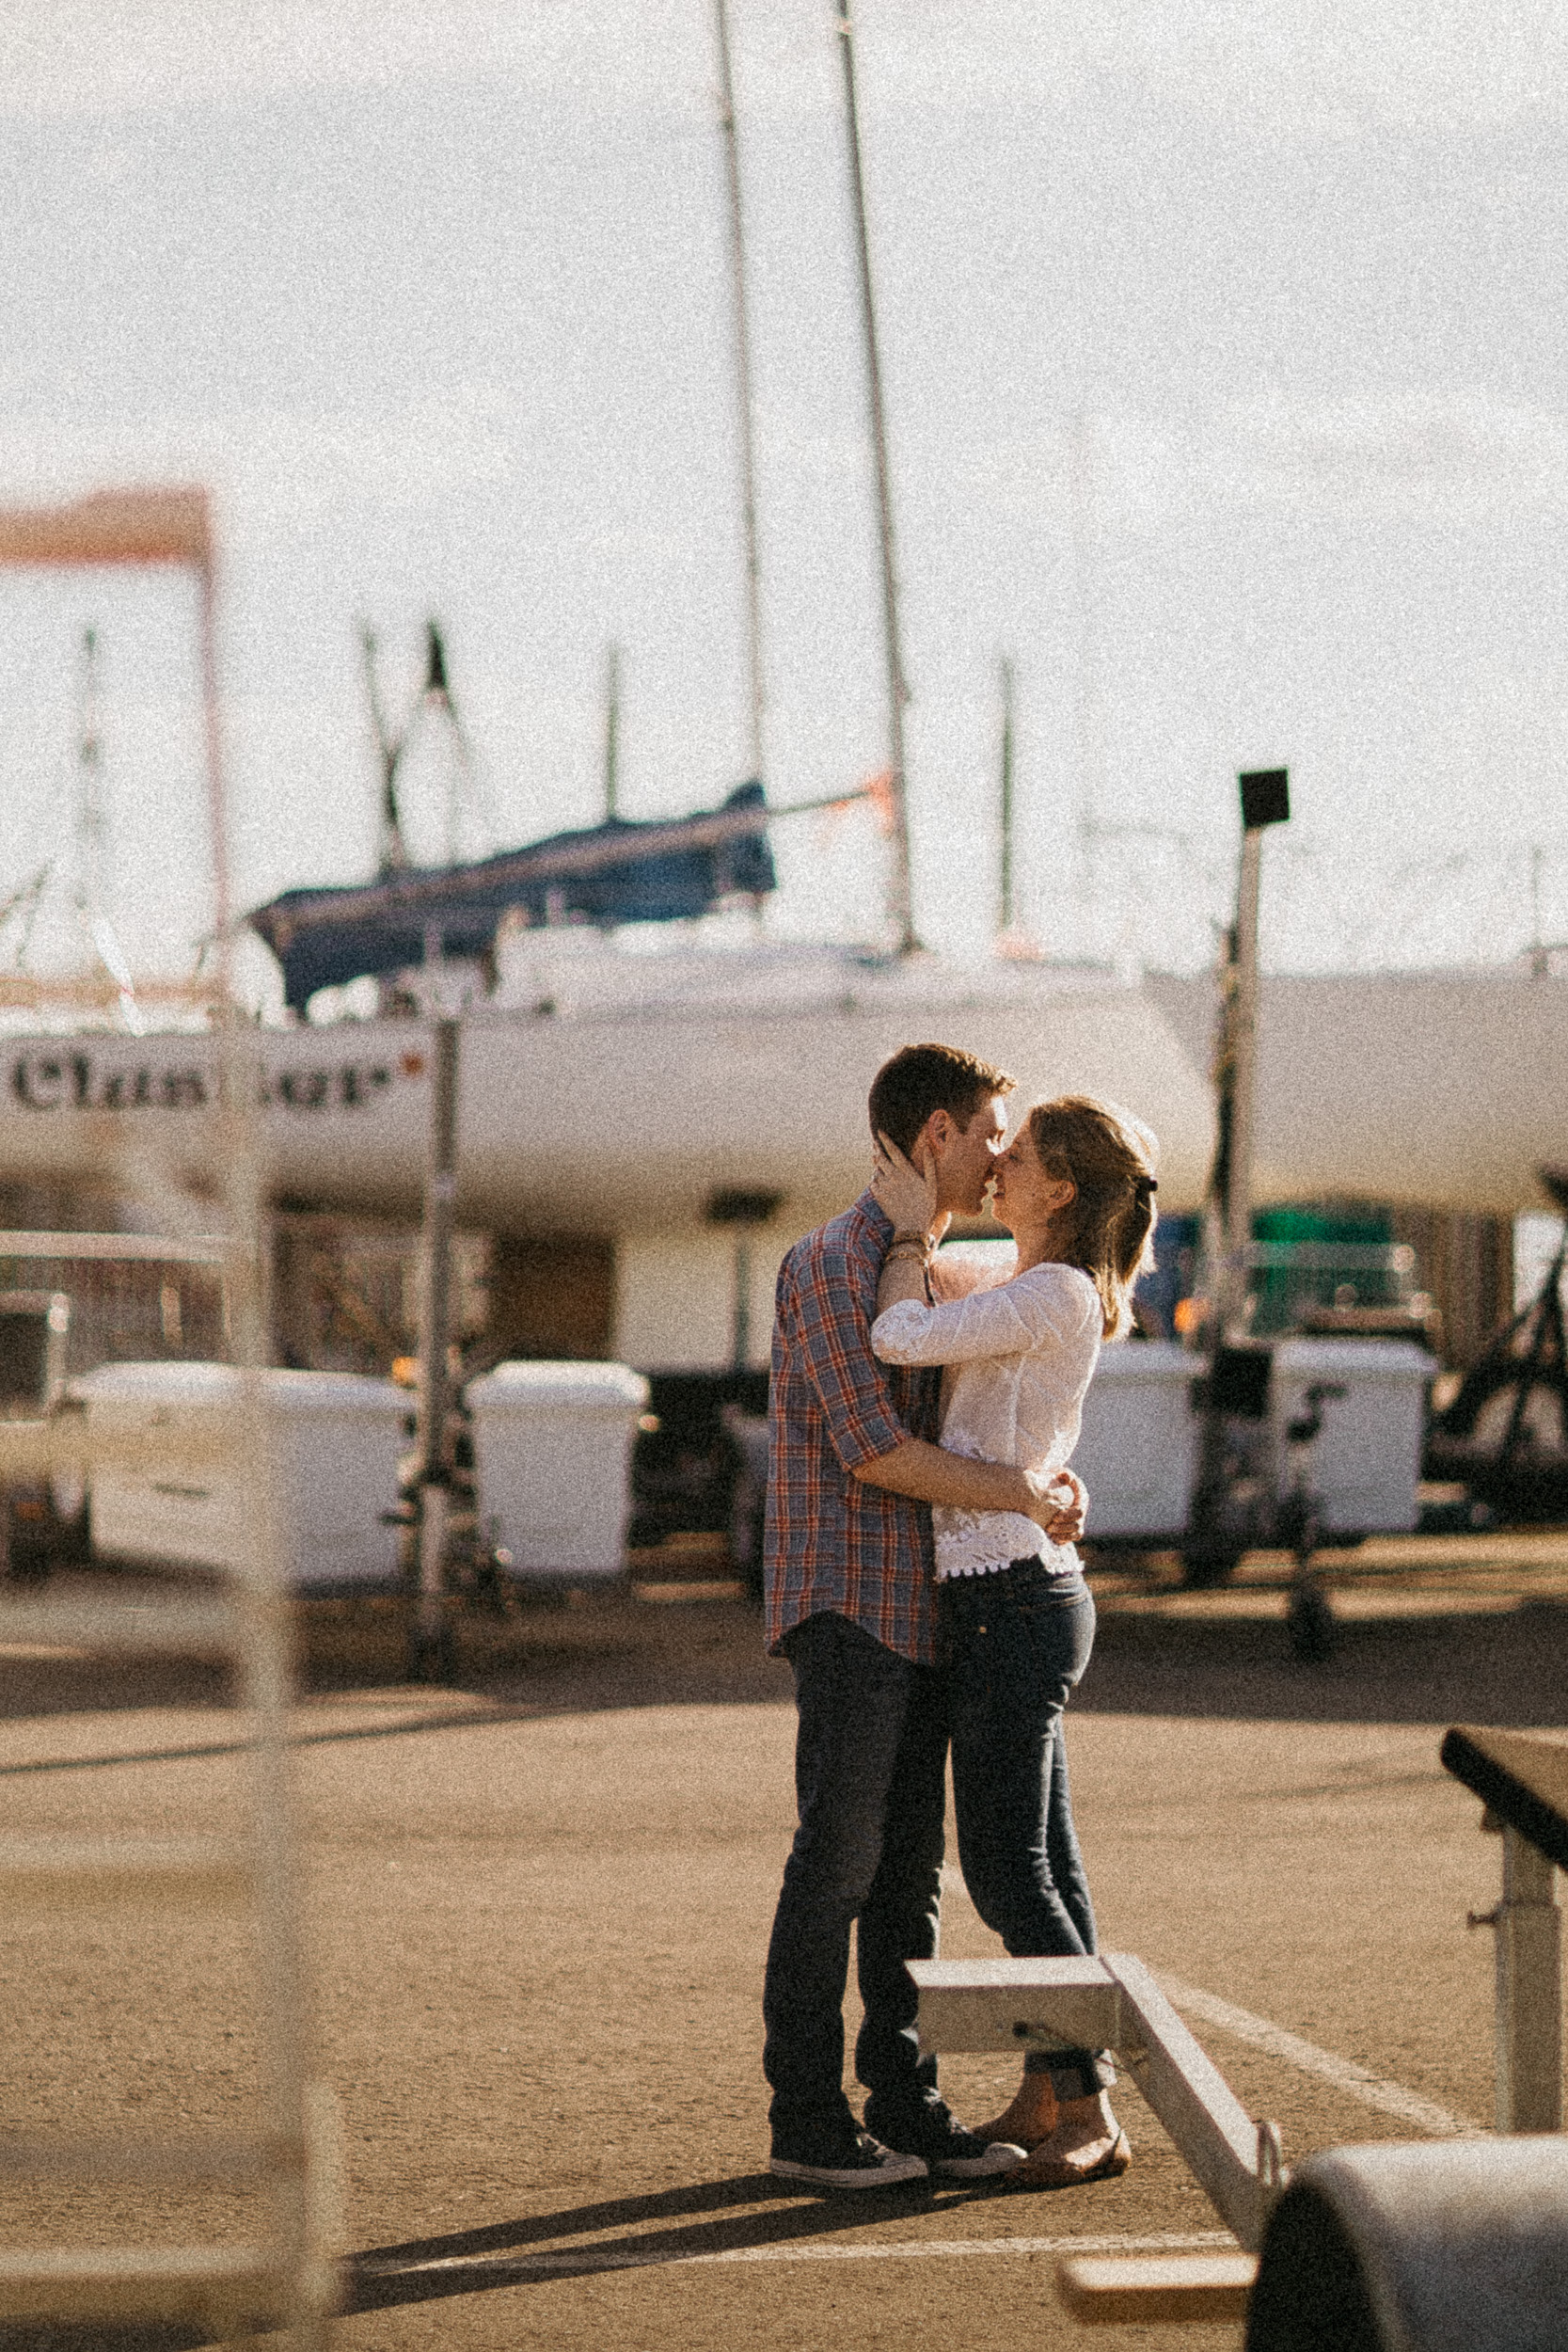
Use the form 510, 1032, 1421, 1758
1025, 1096, 1160, 1339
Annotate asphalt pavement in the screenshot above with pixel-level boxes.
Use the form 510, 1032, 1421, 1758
0, 1536, 1564, 2350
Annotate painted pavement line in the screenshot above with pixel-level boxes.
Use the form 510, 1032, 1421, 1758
358, 1994, 1472, 2286
935, 1868, 1475, 2137
366, 2230, 1238, 2280
1156, 1971, 1478, 2137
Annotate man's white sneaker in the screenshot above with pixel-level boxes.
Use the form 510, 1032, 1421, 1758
769, 2130, 928, 2191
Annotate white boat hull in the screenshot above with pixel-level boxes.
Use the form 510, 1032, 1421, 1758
0, 968, 1216, 1232
0, 961, 1561, 1246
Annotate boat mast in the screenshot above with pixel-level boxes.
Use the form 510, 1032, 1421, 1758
423, 621, 466, 866
999, 654, 1016, 935
361, 623, 410, 876
713, 0, 767, 786
1069, 408, 1106, 958
835, 0, 917, 954
604, 642, 622, 818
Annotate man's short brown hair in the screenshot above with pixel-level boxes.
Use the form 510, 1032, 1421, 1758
867, 1042, 1016, 1157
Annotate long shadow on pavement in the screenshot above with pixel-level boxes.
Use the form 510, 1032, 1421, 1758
0, 1590, 790, 1731
1082, 1596, 1568, 1727
4, 1589, 1566, 1754
346, 2167, 1021, 2313
0, 2173, 1023, 2347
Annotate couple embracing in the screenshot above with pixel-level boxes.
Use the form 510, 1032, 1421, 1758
762, 1041, 1157, 2192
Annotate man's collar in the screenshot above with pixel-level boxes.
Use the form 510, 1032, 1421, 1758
858, 1188, 893, 1239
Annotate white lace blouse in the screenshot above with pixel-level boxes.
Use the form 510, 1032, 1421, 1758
871, 1259, 1103, 1581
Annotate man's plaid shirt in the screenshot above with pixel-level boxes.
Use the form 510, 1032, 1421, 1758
765, 1190, 942, 1665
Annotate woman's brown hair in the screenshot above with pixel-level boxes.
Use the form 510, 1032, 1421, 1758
1025, 1095, 1159, 1340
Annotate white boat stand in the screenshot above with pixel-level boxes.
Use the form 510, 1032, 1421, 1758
910, 1951, 1278, 2324
914, 1724, 1568, 2339
1442, 1724, 1566, 2135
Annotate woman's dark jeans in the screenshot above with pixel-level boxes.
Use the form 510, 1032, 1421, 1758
942, 1562, 1113, 2098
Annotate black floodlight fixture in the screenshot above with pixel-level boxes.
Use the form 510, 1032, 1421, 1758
1239, 768, 1290, 831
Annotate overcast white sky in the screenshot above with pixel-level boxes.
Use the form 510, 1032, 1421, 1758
0, 0, 1565, 993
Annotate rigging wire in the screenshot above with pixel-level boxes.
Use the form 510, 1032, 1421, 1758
361, 619, 500, 872
1064, 825, 1568, 977
0, 864, 53, 966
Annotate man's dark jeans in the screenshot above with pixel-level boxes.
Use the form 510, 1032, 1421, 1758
762, 1610, 947, 2152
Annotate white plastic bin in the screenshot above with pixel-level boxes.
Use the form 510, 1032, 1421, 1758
75, 1362, 407, 1586
1073, 1341, 1198, 1540
467, 1359, 649, 1579
1269, 1338, 1437, 1534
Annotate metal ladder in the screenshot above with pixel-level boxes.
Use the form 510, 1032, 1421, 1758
0, 489, 338, 2345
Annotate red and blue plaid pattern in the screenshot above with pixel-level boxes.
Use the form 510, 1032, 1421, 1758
765, 1190, 941, 1664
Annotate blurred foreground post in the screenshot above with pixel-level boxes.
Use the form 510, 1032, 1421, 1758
0, 486, 337, 2344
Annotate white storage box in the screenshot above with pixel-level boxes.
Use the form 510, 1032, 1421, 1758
467, 1359, 649, 1579
75, 1362, 407, 1586
1269, 1338, 1437, 1534
1074, 1341, 1198, 1541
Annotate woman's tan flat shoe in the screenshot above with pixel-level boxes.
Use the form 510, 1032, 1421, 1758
973, 2113, 1053, 2153
972, 2090, 1059, 2153
1007, 2128, 1131, 2190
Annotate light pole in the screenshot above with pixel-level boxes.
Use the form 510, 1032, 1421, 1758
1220, 768, 1290, 1335
1183, 767, 1290, 1592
